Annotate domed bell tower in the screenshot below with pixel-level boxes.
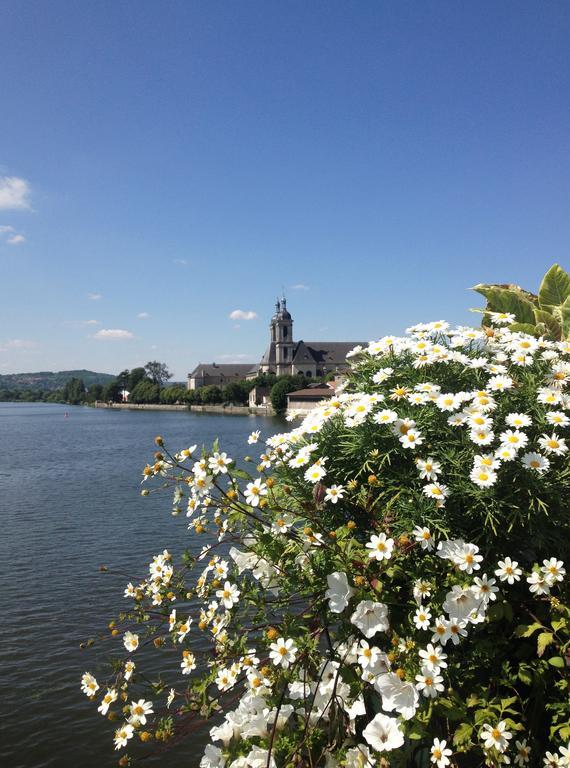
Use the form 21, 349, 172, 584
271, 297, 294, 375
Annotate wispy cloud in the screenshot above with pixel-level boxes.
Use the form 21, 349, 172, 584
173, 258, 188, 266
93, 329, 134, 340
0, 338, 38, 352
229, 309, 258, 321
291, 283, 309, 291
0, 225, 14, 234
0, 177, 32, 210
137, 312, 151, 319
218, 353, 256, 362
88, 292, 103, 301
7, 234, 25, 245
64, 319, 101, 327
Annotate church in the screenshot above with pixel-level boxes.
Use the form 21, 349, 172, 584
253, 297, 364, 378
187, 298, 364, 389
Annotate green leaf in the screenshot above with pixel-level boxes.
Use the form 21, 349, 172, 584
547, 656, 565, 668
537, 631, 554, 657
560, 295, 570, 340
534, 308, 561, 339
472, 284, 537, 324
453, 722, 473, 747
508, 322, 540, 336
514, 622, 543, 638
538, 263, 570, 311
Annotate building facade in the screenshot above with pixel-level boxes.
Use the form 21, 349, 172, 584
187, 363, 253, 390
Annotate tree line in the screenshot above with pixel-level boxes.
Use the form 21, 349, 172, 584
0, 362, 333, 413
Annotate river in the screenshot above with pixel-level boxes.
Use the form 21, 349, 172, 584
0, 402, 284, 768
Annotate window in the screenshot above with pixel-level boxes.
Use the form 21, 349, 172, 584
306, 371, 312, 377
283, 348, 288, 360
283, 326, 288, 338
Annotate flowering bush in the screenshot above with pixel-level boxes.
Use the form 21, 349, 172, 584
82, 319, 570, 768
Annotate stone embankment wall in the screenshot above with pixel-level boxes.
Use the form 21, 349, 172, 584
94, 402, 273, 416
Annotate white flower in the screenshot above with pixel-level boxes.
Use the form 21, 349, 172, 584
422, 483, 450, 504
216, 581, 241, 609
215, 667, 237, 691
437, 617, 468, 646
413, 606, 432, 630
513, 739, 531, 766
177, 617, 192, 642
362, 713, 405, 751
248, 430, 261, 444
419, 643, 448, 672
97, 688, 118, 715
114, 723, 134, 750
470, 466, 498, 488
472, 574, 499, 604
124, 660, 135, 680
415, 667, 444, 698
413, 526, 435, 551
480, 720, 513, 753
181, 651, 197, 674
415, 457, 441, 480
470, 428, 495, 446
495, 445, 517, 461
546, 411, 570, 428
495, 557, 522, 584
200, 744, 226, 768
538, 433, 567, 455
399, 428, 424, 449
269, 637, 297, 668
430, 737, 452, 767
500, 429, 528, 450
245, 479, 267, 507
123, 631, 139, 653
351, 600, 390, 638
436, 393, 463, 411
521, 452, 550, 474
129, 698, 154, 725
443, 585, 479, 621
544, 752, 562, 767
80, 672, 99, 697
454, 543, 484, 573
373, 673, 419, 720
357, 639, 382, 670
489, 311, 515, 325
208, 451, 232, 475
505, 412, 532, 428
324, 484, 345, 504
344, 745, 376, 768
325, 571, 355, 614
541, 558, 566, 583
373, 409, 398, 424
366, 533, 395, 561
488, 374, 514, 391
304, 463, 327, 483
372, 367, 394, 383
527, 570, 552, 595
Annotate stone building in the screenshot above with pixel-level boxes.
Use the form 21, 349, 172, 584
187, 362, 253, 391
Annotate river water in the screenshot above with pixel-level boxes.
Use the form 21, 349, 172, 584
0, 402, 283, 768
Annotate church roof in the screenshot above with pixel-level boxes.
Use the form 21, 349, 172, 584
302, 341, 364, 365
188, 363, 253, 378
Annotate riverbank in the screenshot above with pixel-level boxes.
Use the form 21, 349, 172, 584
93, 401, 274, 416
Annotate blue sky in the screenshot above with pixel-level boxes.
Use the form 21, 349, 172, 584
1, 1, 569, 380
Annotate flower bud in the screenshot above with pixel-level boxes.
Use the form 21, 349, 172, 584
153, 637, 164, 648
266, 627, 279, 641
154, 436, 164, 446
347, 521, 357, 530
368, 474, 378, 485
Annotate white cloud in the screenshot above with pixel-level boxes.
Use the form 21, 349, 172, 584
64, 319, 101, 327
88, 292, 103, 300
94, 329, 134, 340
229, 309, 258, 321
137, 312, 150, 319
218, 353, 256, 362
0, 338, 38, 352
0, 177, 32, 210
0, 225, 14, 234
7, 234, 25, 245
173, 258, 188, 266
291, 283, 309, 291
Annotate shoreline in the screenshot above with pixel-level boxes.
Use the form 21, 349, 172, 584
93, 402, 274, 416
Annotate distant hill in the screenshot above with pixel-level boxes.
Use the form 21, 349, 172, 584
0, 370, 115, 391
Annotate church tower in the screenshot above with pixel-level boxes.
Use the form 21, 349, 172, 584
271, 297, 295, 375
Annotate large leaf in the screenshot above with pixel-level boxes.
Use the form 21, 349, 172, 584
538, 264, 570, 311
561, 295, 570, 341
472, 285, 537, 324
508, 322, 541, 336
534, 308, 562, 340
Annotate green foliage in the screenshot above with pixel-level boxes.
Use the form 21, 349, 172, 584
145, 361, 172, 388
62, 377, 86, 405
129, 379, 160, 403
270, 375, 309, 413
472, 263, 570, 340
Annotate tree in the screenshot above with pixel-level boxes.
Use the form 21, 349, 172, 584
102, 380, 123, 403
145, 361, 172, 388
87, 383, 103, 402
128, 367, 147, 391
62, 377, 86, 405
198, 385, 222, 404
130, 380, 159, 404
270, 375, 308, 414
221, 381, 250, 405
